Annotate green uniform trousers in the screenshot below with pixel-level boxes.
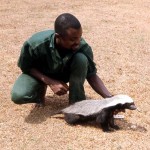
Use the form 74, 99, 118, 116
11, 53, 88, 104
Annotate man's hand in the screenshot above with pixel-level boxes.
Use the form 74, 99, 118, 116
49, 80, 69, 96
29, 68, 69, 96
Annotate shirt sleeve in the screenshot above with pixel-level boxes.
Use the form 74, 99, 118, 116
17, 41, 37, 73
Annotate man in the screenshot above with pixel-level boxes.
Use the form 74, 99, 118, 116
11, 13, 113, 106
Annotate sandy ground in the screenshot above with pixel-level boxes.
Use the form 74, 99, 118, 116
0, 0, 150, 149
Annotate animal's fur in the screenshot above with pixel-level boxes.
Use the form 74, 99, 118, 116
61, 94, 136, 132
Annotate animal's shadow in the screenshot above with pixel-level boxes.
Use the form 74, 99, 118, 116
115, 119, 147, 133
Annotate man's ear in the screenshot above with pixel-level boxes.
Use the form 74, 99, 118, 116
55, 33, 62, 44
55, 33, 60, 38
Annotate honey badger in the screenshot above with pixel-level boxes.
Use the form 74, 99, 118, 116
61, 94, 136, 132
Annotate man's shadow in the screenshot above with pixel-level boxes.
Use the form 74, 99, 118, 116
25, 95, 69, 124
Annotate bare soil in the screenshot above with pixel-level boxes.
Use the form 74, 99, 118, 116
0, 0, 150, 149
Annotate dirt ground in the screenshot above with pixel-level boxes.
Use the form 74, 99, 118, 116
0, 0, 150, 149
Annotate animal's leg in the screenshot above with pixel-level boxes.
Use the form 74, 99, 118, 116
109, 114, 120, 130
96, 109, 112, 132
64, 113, 80, 124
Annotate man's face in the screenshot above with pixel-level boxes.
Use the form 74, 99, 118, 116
57, 27, 82, 52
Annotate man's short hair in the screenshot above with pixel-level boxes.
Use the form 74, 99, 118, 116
54, 13, 81, 36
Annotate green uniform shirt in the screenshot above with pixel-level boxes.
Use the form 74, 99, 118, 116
18, 30, 97, 78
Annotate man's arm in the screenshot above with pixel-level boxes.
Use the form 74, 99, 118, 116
87, 74, 113, 98
29, 68, 69, 96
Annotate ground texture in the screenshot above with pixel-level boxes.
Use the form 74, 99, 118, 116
0, 0, 150, 149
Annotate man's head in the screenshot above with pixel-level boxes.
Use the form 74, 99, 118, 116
54, 13, 82, 51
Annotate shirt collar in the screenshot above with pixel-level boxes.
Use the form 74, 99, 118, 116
49, 32, 55, 49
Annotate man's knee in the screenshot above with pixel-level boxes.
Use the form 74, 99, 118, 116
73, 53, 88, 64
71, 53, 88, 70
11, 90, 39, 104
11, 90, 25, 104
11, 73, 43, 104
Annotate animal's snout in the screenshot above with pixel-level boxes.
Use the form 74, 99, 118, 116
128, 104, 137, 110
